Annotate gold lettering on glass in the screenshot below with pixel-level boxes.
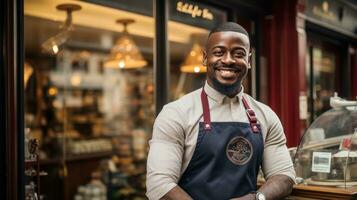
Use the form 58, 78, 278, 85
176, 1, 214, 20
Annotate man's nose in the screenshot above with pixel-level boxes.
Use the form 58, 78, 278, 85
221, 53, 235, 65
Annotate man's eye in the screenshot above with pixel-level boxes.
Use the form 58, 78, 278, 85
213, 51, 223, 56
234, 51, 245, 57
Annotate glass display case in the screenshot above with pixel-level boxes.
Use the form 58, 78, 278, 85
294, 93, 357, 188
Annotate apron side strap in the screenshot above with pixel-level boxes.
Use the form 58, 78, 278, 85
242, 96, 259, 133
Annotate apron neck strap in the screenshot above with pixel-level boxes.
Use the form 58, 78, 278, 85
201, 88, 212, 130
201, 88, 259, 133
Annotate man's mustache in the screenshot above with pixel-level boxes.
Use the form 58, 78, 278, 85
212, 63, 240, 71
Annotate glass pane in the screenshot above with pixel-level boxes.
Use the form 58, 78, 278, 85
312, 47, 336, 118
168, 0, 227, 100
24, 0, 154, 199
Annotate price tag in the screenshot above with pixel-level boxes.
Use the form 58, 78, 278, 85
311, 152, 331, 173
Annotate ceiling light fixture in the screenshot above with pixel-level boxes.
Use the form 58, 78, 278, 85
180, 43, 206, 73
180, 34, 207, 73
41, 4, 81, 55
104, 19, 147, 69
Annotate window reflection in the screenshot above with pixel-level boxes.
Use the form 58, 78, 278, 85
168, 0, 227, 100
306, 40, 340, 126
24, 0, 153, 199
312, 47, 336, 117
170, 32, 208, 99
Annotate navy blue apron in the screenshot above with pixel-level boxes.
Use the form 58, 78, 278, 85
178, 88, 264, 200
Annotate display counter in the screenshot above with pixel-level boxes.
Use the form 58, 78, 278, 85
290, 94, 357, 200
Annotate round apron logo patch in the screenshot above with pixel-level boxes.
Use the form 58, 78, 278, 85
226, 136, 253, 165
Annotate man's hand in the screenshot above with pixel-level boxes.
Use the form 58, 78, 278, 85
231, 174, 293, 200
159, 186, 193, 200
258, 174, 294, 200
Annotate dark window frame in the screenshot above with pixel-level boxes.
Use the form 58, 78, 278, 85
1, 0, 25, 199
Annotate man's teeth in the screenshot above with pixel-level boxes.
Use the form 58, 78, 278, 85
218, 69, 237, 75
220, 70, 235, 76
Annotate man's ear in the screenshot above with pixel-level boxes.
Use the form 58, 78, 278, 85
203, 50, 207, 66
248, 51, 252, 69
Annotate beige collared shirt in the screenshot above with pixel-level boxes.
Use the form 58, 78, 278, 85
146, 82, 295, 200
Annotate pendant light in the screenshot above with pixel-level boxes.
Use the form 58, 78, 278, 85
180, 33, 207, 73
180, 42, 206, 73
104, 19, 147, 69
41, 4, 81, 55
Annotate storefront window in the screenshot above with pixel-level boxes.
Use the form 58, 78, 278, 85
312, 47, 336, 116
24, 0, 154, 199
168, 0, 227, 99
306, 40, 341, 124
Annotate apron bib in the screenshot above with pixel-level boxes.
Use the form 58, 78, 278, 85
178, 88, 264, 200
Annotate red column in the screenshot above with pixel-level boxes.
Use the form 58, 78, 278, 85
263, 0, 307, 147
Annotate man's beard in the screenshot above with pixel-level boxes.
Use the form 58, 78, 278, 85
209, 63, 242, 97
211, 77, 241, 97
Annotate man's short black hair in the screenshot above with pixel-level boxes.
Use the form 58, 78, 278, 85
209, 22, 249, 38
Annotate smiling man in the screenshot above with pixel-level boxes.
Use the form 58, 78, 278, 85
146, 22, 295, 200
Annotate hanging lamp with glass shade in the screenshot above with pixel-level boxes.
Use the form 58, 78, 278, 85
104, 19, 147, 69
180, 42, 206, 73
41, 4, 81, 55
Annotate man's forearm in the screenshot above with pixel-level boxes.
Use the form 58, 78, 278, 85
258, 174, 294, 200
159, 186, 193, 200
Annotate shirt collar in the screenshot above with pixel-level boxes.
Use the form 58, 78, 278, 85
204, 81, 244, 104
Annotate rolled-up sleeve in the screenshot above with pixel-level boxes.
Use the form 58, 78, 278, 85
262, 110, 296, 183
146, 104, 185, 200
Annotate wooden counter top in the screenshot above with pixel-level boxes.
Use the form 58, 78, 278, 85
289, 184, 357, 200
